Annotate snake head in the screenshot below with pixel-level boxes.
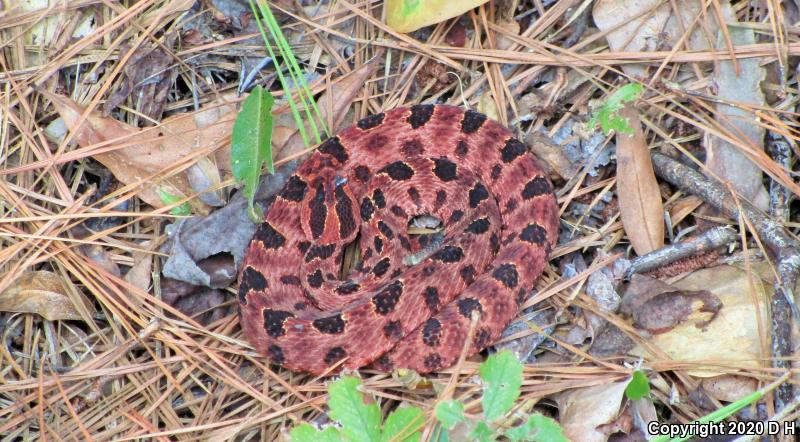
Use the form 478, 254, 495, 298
298, 170, 359, 244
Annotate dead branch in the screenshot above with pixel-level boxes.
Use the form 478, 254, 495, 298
626, 226, 737, 277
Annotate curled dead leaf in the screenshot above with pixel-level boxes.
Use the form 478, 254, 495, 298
0, 271, 96, 321
555, 380, 629, 442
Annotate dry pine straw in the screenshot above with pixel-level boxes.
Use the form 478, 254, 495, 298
1, 0, 798, 439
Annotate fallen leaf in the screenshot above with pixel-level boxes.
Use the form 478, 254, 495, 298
497, 309, 556, 363
103, 34, 178, 123
0, 271, 96, 321
590, 324, 637, 358
186, 156, 226, 207
616, 105, 664, 255
476, 95, 499, 121
415, 60, 452, 95
593, 0, 729, 77
124, 241, 154, 297
554, 380, 629, 442
705, 23, 769, 210
42, 90, 237, 214
629, 395, 658, 438
495, 19, 519, 51
160, 160, 300, 287
81, 244, 121, 277
173, 288, 227, 325
385, 0, 490, 33
701, 375, 757, 402
668, 195, 703, 225
526, 131, 580, 180
445, 22, 467, 46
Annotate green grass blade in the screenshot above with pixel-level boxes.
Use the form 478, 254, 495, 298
247, 0, 309, 148
258, 2, 327, 142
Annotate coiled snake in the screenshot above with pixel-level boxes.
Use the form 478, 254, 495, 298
237, 104, 558, 375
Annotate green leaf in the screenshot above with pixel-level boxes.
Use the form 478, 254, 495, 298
290, 424, 343, 442
328, 376, 381, 442
625, 370, 651, 400
435, 400, 465, 430
505, 414, 568, 442
156, 188, 190, 215
479, 351, 523, 422
381, 406, 424, 442
588, 83, 644, 135
231, 85, 274, 222
467, 421, 495, 442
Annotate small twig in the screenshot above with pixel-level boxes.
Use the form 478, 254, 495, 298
626, 225, 737, 278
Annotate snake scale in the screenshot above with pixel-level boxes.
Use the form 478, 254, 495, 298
237, 104, 559, 375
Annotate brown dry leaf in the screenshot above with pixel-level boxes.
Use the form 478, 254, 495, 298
526, 131, 580, 180
415, 60, 452, 95
124, 241, 154, 295
594, 0, 768, 208
616, 105, 664, 255
277, 53, 384, 160
629, 396, 658, 438
271, 125, 297, 153
669, 195, 703, 225
630, 264, 770, 377
0, 271, 96, 321
186, 156, 226, 207
705, 23, 769, 210
495, 19, 520, 51
593, 0, 729, 77
385, 0, 489, 33
81, 245, 121, 277
103, 34, 177, 122
43, 90, 237, 214
554, 380, 629, 442
173, 289, 226, 325
701, 375, 757, 402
